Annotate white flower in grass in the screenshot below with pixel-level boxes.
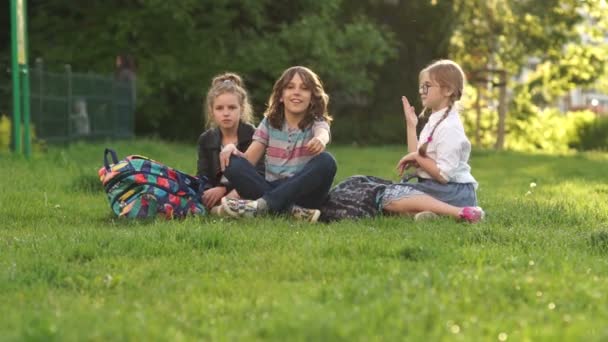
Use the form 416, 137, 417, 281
498, 332, 508, 341
530, 182, 537, 188
528, 260, 535, 266
548, 302, 556, 310
450, 324, 460, 334
525, 191, 532, 196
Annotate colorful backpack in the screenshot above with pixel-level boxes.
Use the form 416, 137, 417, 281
98, 148, 207, 219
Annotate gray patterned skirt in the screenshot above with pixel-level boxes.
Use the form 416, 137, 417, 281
319, 175, 478, 222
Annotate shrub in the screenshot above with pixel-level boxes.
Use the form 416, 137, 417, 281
505, 109, 596, 153
0, 115, 44, 152
574, 116, 608, 151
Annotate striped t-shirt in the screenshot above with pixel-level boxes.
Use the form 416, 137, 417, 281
253, 117, 330, 181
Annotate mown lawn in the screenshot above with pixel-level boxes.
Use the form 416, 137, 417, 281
1, 140, 608, 341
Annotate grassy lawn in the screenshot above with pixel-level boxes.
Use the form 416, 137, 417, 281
1, 140, 608, 341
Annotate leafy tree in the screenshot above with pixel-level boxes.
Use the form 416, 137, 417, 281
450, 0, 607, 149
19, 0, 396, 141
334, 0, 457, 144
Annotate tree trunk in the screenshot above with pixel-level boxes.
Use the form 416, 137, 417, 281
475, 85, 482, 146
494, 70, 507, 150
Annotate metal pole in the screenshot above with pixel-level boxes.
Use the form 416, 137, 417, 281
65, 64, 72, 141
22, 66, 31, 158
21, 0, 31, 158
10, 0, 22, 153
35, 58, 43, 132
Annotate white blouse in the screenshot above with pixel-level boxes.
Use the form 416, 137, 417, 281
417, 106, 478, 187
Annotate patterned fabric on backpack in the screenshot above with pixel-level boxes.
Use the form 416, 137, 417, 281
98, 148, 207, 219
319, 175, 393, 222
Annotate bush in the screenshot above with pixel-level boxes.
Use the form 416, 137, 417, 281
505, 109, 596, 153
0, 115, 44, 152
574, 116, 608, 151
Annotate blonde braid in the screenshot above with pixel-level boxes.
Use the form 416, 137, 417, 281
418, 104, 452, 157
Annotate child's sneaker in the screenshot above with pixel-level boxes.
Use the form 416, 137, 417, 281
209, 205, 225, 216
221, 197, 259, 218
414, 211, 439, 221
290, 205, 321, 223
459, 206, 485, 223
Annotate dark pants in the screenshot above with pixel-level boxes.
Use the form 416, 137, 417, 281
223, 152, 337, 212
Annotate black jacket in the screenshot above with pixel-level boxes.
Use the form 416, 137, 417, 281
196, 121, 264, 192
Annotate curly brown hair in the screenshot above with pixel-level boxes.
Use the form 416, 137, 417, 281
264, 66, 332, 130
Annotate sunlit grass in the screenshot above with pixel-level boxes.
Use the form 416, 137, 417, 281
1, 140, 608, 340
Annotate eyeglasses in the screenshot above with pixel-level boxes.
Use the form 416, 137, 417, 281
419, 83, 438, 95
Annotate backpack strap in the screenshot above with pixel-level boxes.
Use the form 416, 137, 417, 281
104, 148, 119, 171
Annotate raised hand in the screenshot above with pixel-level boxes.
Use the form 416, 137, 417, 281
402, 96, 418, 128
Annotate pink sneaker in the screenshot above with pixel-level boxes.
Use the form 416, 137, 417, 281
459, 206, 485, 223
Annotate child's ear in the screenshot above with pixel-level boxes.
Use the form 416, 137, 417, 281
442, 87, 454, 98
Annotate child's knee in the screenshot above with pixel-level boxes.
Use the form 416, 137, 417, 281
224, 155, 248, 177
315, 152, 337, 175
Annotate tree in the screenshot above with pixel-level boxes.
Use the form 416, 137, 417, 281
18, 0, 396, 141
450, 0, 606, 149
334, 0, 457, 144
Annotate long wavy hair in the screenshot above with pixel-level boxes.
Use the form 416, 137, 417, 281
204, 72, 254, 128
418, 60, 465, 157
264, 66, 332, 130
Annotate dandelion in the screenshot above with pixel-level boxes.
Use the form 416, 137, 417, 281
498, 332, 508, 341
528, 260, 535, 266
548, 302, 556, 310
525, 191, 532, 196
450, 324, 461, 334
530, 182, 537, 188
536, 291, 543, 297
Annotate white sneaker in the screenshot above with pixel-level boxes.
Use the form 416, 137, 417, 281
221, 197, 259, 218
290, 205, 321, 223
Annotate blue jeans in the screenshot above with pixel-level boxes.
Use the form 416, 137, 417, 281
223, 152, 337, 213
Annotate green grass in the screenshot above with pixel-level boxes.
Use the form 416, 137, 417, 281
2, 140, 608, 341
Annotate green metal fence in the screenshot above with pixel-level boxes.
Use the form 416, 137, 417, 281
1, 59, 135, 145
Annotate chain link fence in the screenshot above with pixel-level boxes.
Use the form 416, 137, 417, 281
1, 59, 135, 146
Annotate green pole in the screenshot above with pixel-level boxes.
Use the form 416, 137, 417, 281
22, 66, 31, 158
10, 0, 22, 154
21, 0, 31, 158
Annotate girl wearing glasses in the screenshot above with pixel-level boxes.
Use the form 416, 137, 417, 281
379, 59, 484, 223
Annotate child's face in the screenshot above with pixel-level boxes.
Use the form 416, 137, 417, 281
281, 73, 312, 117
419, 72, 450, 111
212, 92, 241, 130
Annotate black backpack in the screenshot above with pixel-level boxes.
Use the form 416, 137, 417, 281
319, 175, 393, 222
